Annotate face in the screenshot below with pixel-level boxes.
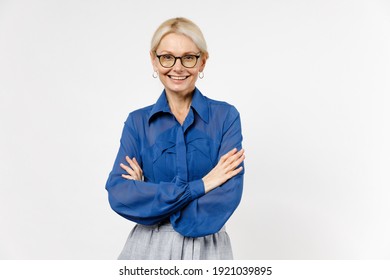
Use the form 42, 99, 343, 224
151, 33, 206, 98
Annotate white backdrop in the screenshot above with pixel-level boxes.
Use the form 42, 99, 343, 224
1, 0, 389, 259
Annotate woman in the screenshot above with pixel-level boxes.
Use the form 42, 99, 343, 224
105, 17, 245, 260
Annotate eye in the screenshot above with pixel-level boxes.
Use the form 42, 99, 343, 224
182, 55, 196, 61
161, 54, 174, 60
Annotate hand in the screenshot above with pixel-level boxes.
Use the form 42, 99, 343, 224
202, 148, 245, 193
120, 156, 144, 181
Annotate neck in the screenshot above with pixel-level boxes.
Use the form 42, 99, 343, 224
165, 89, 193, 124
166, 89, 193, 111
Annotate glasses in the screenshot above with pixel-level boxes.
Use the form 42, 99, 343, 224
155, 53, 201, 68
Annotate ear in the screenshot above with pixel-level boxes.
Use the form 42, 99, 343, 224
150, 51, 157, 70
199, 56, 207, 72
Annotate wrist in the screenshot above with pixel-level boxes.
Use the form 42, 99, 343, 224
202, 176, 215, 193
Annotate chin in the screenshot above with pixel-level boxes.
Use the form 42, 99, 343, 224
164, 80, 195, 95
168, 86, 193, 95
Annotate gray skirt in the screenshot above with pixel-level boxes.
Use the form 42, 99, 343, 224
118, 222, 233, 260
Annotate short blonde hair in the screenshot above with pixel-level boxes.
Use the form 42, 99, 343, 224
151, 17, 209, 59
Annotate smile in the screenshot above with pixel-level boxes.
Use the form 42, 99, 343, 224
168, 75, 189, 80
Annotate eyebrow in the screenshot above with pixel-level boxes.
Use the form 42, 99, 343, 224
156, 50, 200, 55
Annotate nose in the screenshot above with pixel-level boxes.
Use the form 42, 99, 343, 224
172, 58, 185, 71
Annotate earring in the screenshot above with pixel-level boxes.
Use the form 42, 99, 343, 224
198, 71, 204, 79
152, 71, 158, 78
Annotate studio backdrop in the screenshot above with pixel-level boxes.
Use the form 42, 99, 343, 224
0, 0, 389, 259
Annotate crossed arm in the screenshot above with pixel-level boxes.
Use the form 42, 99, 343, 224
120, 148, 245, 194
106, 108, 244, 237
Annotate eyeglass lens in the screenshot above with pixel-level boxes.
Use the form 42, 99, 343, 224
158, 54, 199, 68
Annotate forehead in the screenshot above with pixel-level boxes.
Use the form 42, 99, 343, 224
157, 33, 199, 53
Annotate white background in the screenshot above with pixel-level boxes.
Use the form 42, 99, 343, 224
1, 0, 389, 259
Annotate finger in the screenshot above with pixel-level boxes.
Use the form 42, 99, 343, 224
132, 157, 142, 170
129, 158, 143, 180
229, 166, 243, 178
126, 156, 143, 176
126, 157, 140, 173
231, 149, 244, 159
220, 148, 238, 161
133, 161, 143, 180
226, 149, 244, 164
125, 156, 144, 180
132, 157, 143, 176
133, 159, 143, 178
233, 153, 245, 167
220, 149, 238, 166
226, 153, 245, 172
233, 150, 245, 163
125, 156, 135, 167
120, 163, 136, 177
121, 174, 134, 180
223, 149, 244, 167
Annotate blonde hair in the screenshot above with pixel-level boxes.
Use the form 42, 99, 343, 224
151, 17, 209, 59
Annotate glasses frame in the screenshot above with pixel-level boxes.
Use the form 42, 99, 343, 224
155, 52, 201, 68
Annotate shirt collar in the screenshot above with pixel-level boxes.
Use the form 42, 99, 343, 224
148, 87, 209, 124
148, 89, 171, 122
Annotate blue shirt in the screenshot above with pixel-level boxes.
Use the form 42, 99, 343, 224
105, 87, 244, 237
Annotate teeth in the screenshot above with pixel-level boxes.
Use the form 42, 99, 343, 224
170, 76, 187, 80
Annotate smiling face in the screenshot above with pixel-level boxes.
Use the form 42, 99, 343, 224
151, 33, 206, 98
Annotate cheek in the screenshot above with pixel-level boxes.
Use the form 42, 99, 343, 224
156, 66, 199, 77
158, 68, 171, 75
183, 69, 199, 77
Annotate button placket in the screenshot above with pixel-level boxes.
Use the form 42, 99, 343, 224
175, 125, 188, 181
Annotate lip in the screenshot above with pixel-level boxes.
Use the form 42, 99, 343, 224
168, 75, 189, 80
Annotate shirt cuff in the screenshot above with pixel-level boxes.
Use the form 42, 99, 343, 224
188, 179, 205, 200
175, 176, 205, 201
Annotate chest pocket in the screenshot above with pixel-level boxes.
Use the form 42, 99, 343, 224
145, 127, 218, 183
152, 140, 176, 182
186, 137, 216, 180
